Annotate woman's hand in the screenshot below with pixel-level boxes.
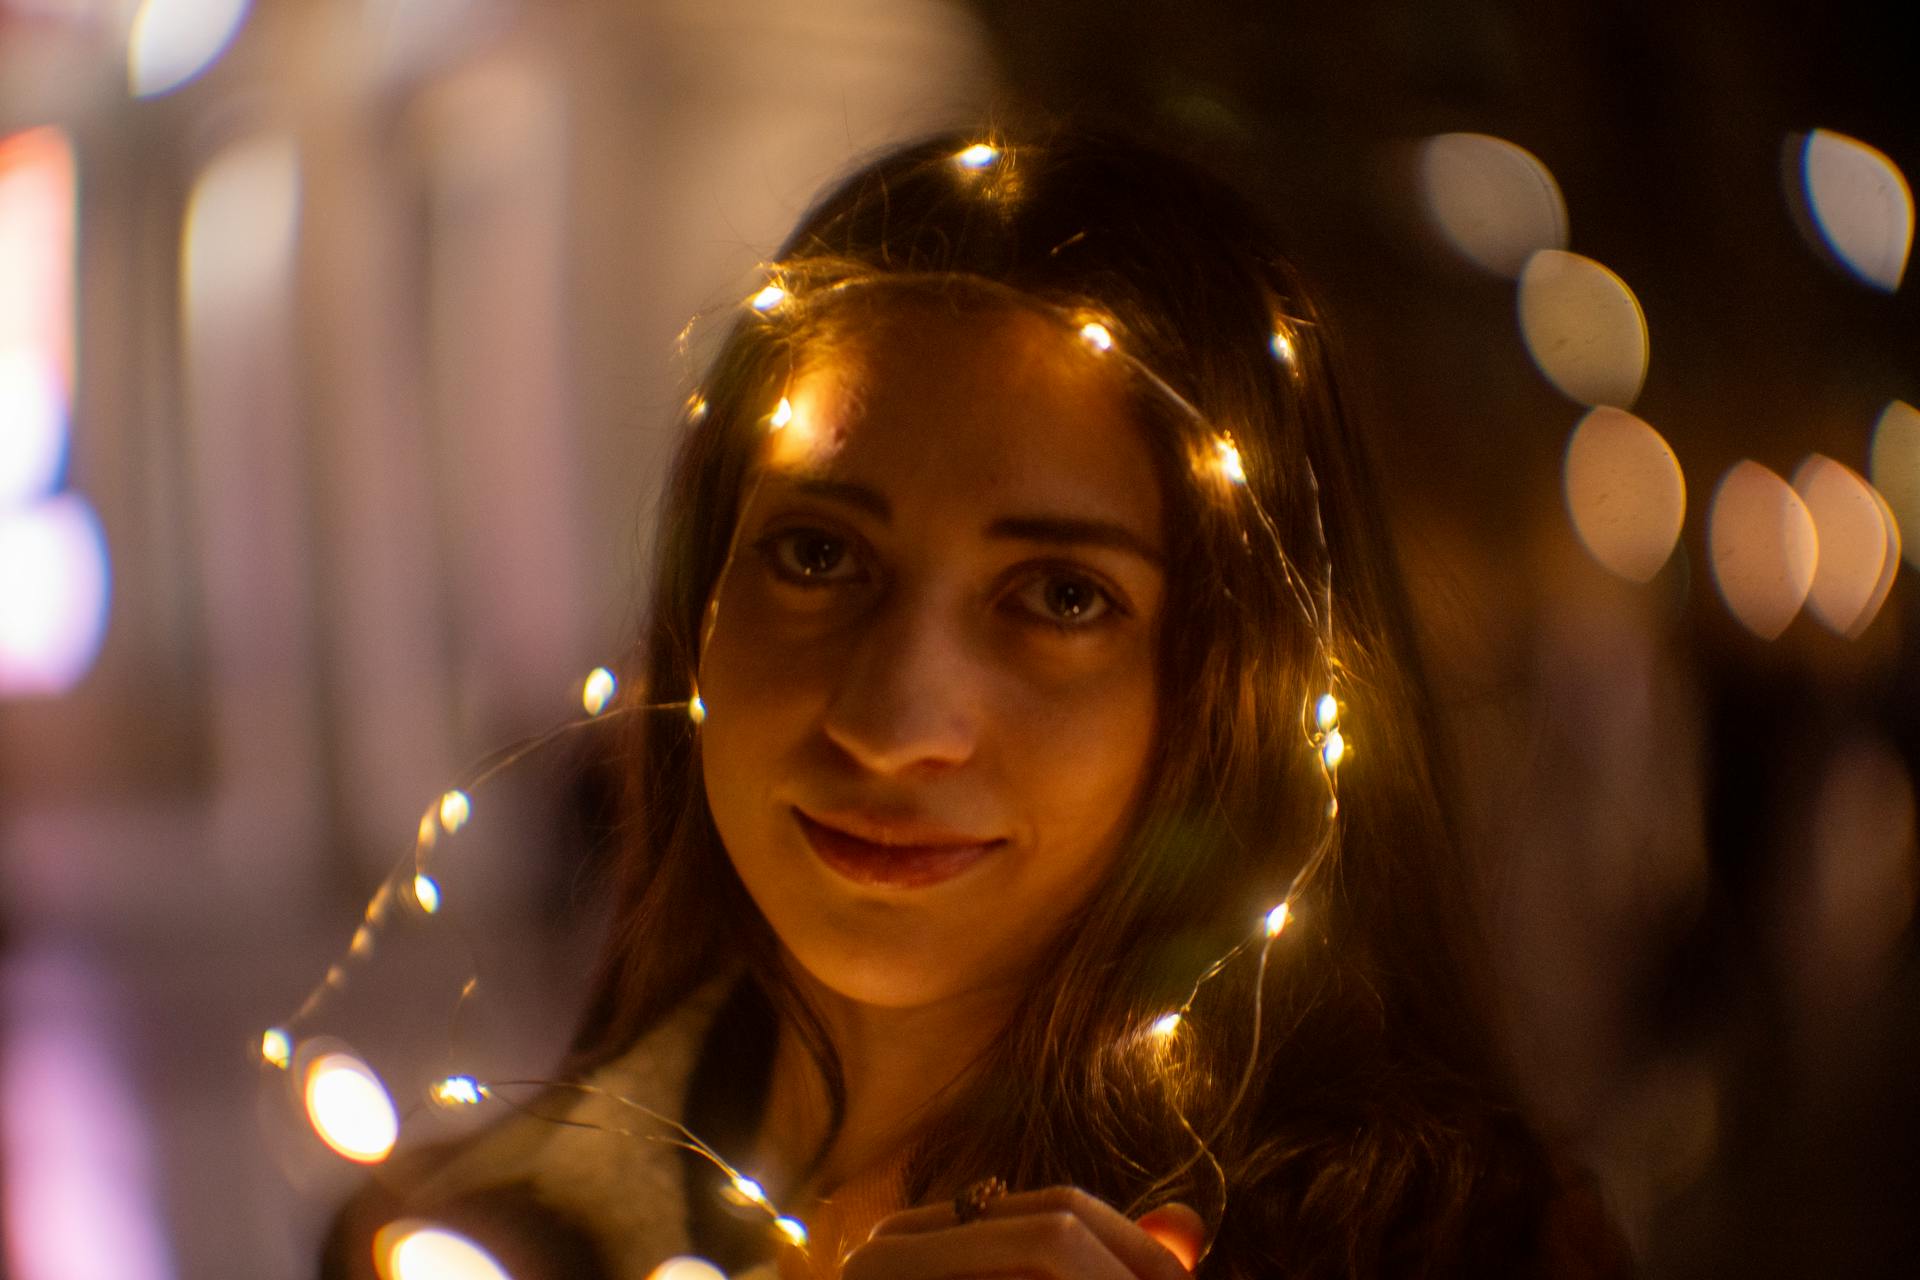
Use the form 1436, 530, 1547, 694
841, 1187, 1205, 1279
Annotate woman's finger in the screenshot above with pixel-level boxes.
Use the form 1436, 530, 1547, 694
1133, 1202, 1204, 1272
863, 1187, 1195, 1279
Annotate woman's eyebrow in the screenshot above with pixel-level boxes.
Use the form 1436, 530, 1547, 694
787, 479, 1161, 566
986, 515, 1164, 566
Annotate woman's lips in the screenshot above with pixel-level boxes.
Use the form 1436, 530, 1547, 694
794, 808, 1004, 890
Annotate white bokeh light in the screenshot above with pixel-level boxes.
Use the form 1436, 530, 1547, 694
128, 0, 254, 97
0, 348, 65, 506
1418, 133, 1568, 278
1708, 461, 1819, 640
304, 1051, 399, 1164
1794, 128, 1912, 292
1792, 454, 1898, 637
377, 1224, 514, 1280
1517, 250, 1649, 409
1562, 407, 1686, 583
0, 492, 109, 697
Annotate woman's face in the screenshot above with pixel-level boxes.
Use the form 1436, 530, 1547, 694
698, 301, 1165, 1013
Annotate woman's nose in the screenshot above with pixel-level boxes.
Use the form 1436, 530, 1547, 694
820, 590, 980, 775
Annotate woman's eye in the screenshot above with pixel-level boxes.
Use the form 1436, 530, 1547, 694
1015, 571, 1118, 629
759, 528, 861, 583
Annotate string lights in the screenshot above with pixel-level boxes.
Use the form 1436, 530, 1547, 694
264, 140, 1358, 1276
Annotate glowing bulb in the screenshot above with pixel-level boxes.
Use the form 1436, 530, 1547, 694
260, 1027, 291, 1069
377, 1223, 514, 1280
647, 1261, 728, 1280
751, 283, 787, 312
1265, 902, 1291, 937
1078, 321, 1114, 353
305, 1051, 399, 1164
431, 1075, 484, 1108
773, 1216, 809, 1248
955, 142, 999, 169
1214, 437, 1246, 484
730, 1175, 771, 1208
1150, 1012, 1182, 1038
1321, 729, 1346, 770
769, 397, 794, 430
413, 874, 441, 915
1270, 330, 1295, 364
688, 694, 706, 724
687, 395, 709, 422
582, 666, 616, 715
438, 790, 471, 834
1315, 693, 1338, 731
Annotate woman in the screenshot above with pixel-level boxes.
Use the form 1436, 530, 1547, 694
328, 126, 1622, 1279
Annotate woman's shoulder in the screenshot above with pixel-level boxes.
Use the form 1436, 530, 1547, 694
317, 979, 739, 1280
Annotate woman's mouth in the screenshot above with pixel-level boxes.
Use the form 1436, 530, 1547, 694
793, 808, 1004, 889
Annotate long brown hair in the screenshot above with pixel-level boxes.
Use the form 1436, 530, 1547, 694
572, 125, 1557, 1277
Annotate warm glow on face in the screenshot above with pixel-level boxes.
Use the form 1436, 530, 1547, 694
438, 790, 471, 834
1562, 406, 1686, 582
1518, 250, 1648, 409
582, 666, 616, 715
376, 1223, 515, 1280
304, 1052, 399, 1163
1708, 460, 1819, 640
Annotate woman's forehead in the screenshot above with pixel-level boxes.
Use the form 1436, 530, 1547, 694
759, 302, 1161, 533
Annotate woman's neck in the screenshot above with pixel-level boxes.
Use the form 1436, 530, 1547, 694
756, 976, 1019, 1199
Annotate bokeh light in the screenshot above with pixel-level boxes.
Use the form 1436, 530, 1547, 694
1869, 399, 1920, 568
646, 1260, 728, 1280
0, 492, 111, 697
773, 1216, 809, 1248
1265, 902, 1291, 936
1518, 250, 1648, 409
0, 349, 65, 506
181, 133, 300, 319
1789, 128, 1912, 291
1791, 454, 1897, 637
1708, 461, 1819, 640
1417, 133, 1568, 278
437, 789, 471, 833
1562, 406, 1686, 582
303, 1051, 399, 1164
128, 0, 254, 98
412, 874, 442, 915
374, 1222, 514, 1280
581, 665, 616, 715
1150, 1012, 1183, 1038
259, 1028, 291, 1070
